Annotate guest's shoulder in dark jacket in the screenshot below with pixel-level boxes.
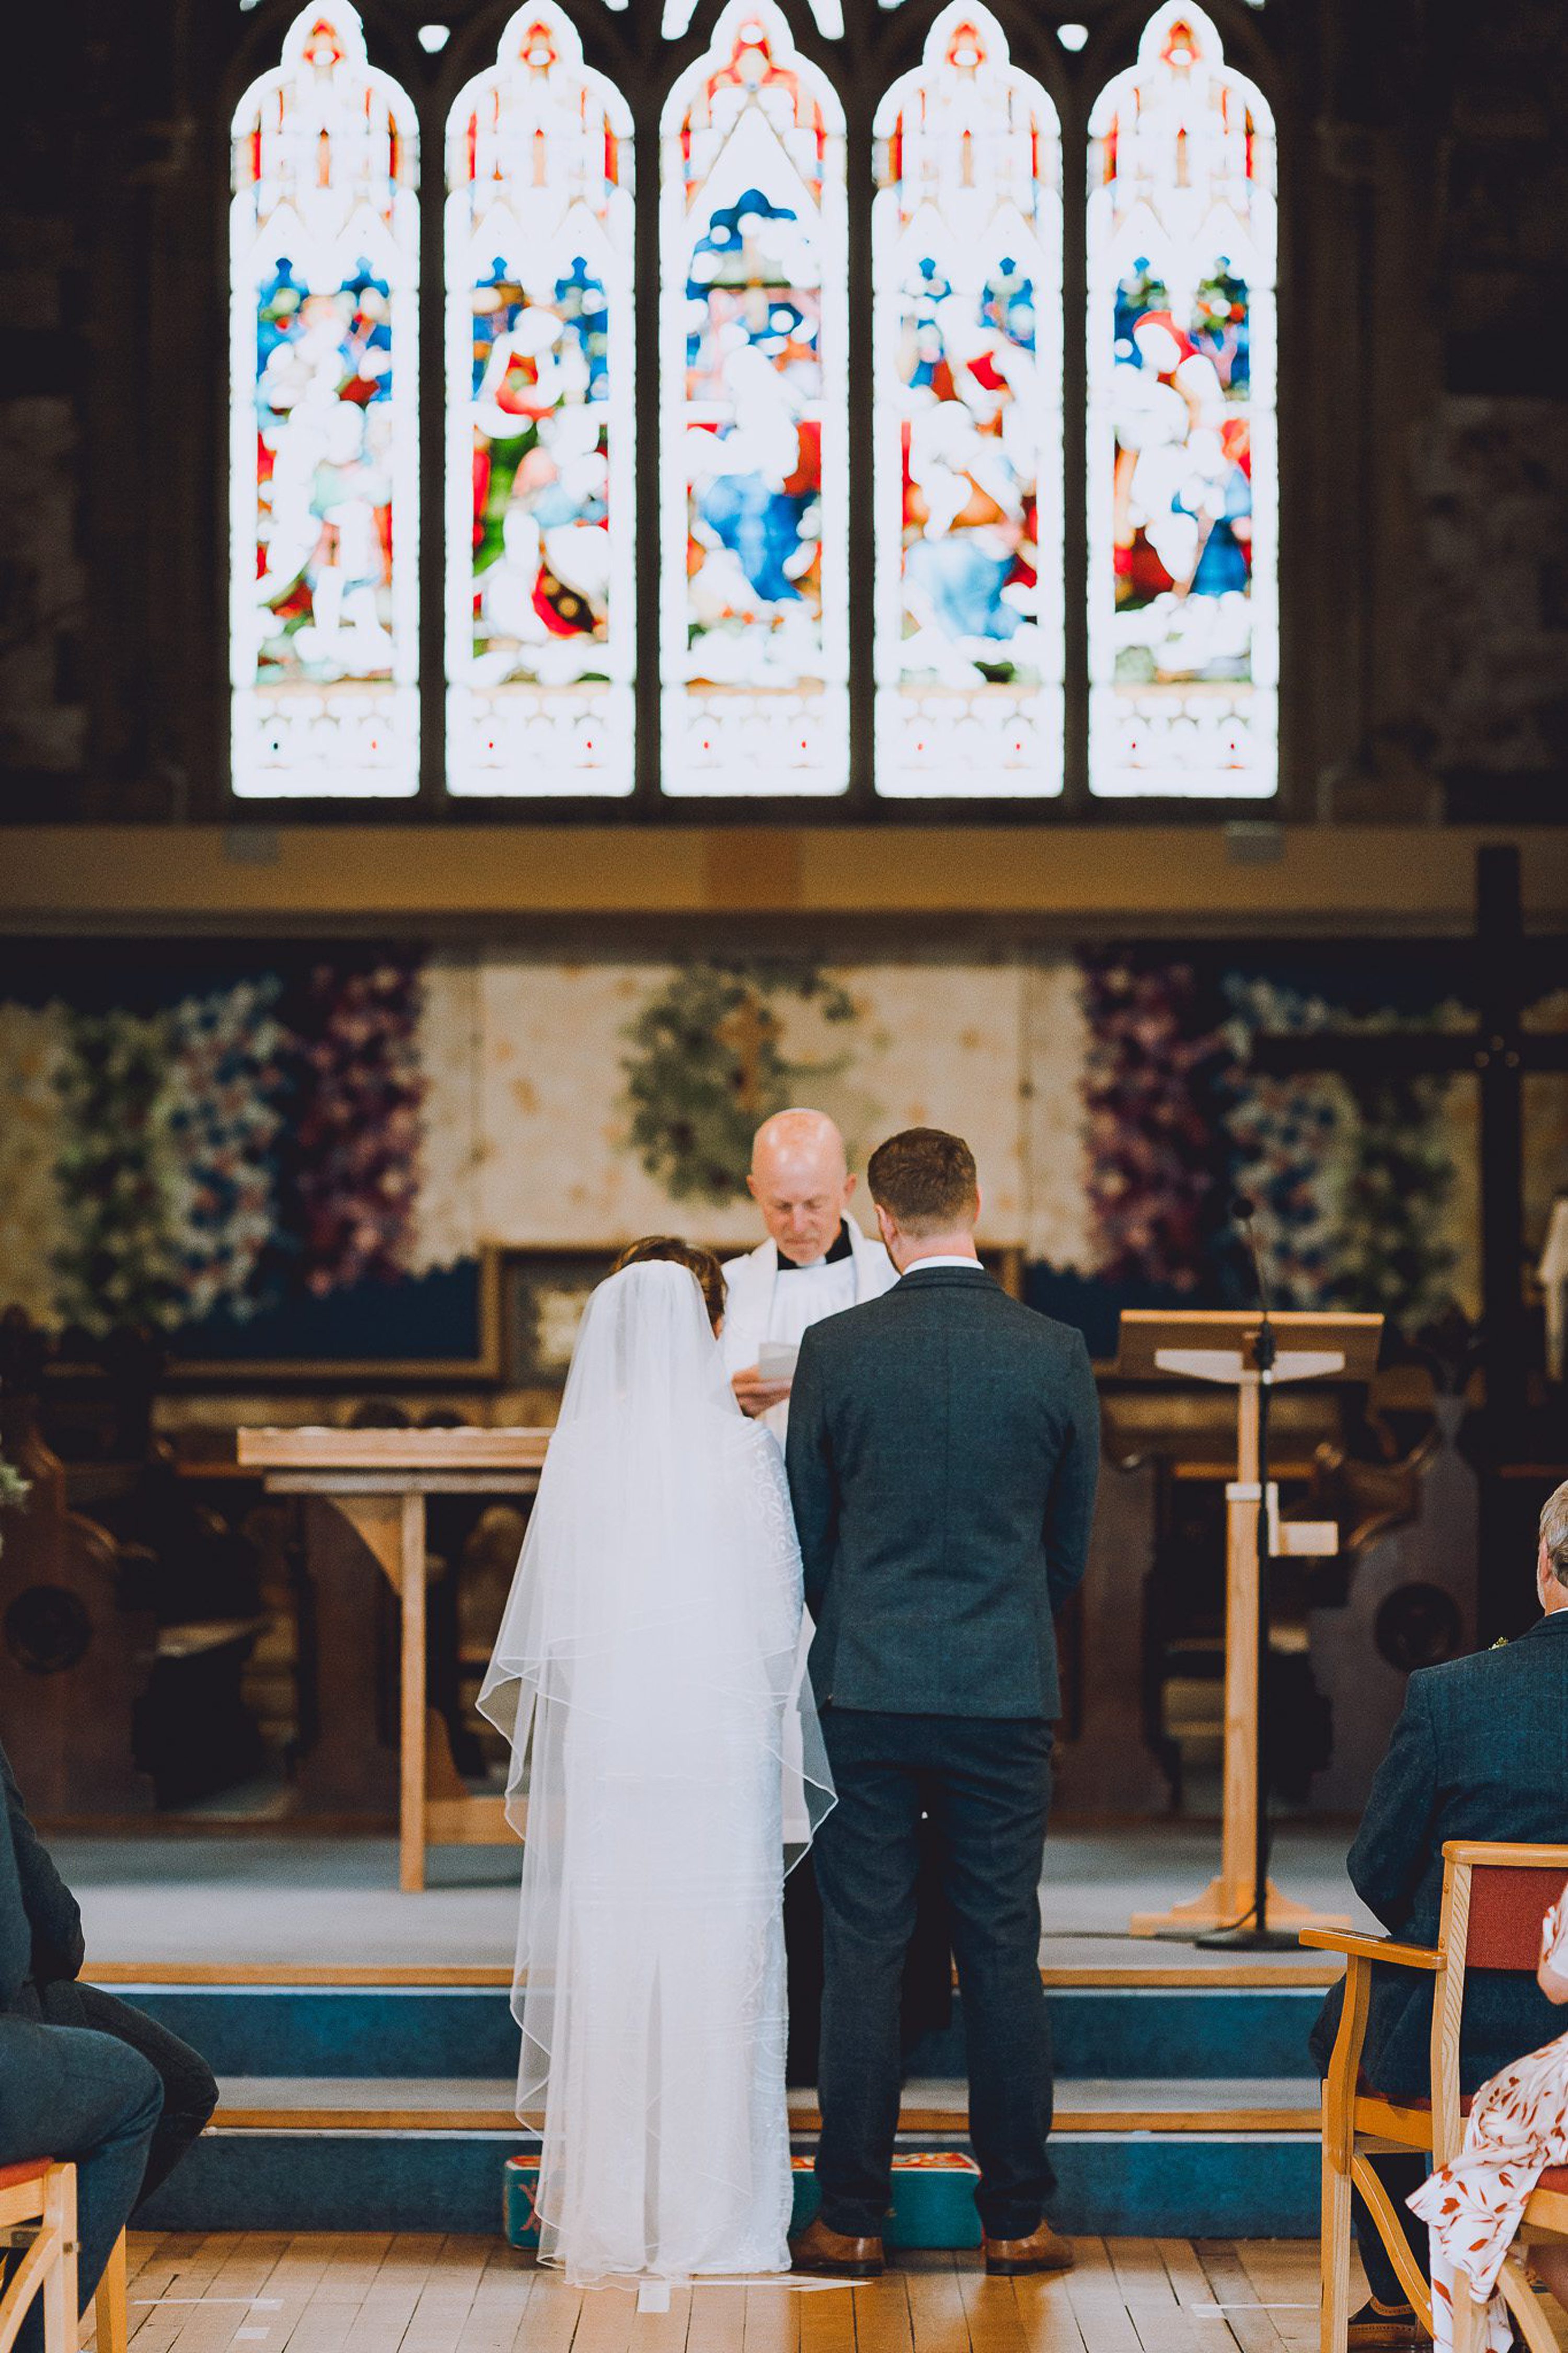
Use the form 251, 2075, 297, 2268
1313, 1613, 1568, 2099
0, 1732, 86, 2010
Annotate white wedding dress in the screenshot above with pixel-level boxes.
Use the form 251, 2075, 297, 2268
479, 1259, 834, 2286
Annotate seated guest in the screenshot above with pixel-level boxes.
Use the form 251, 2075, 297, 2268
1311, 1479, 1568, 2349
1, 1732, 218, 2344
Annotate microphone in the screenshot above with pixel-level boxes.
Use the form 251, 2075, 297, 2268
1232, 1192, 1273, 1346
1194, 1197, 1284, 1946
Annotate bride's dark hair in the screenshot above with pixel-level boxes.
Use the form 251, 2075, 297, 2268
611, 1236, 726, 1335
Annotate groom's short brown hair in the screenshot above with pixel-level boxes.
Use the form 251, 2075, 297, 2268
867, 1129, 979, 1234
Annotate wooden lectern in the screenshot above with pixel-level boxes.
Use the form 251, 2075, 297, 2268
1114, 1310, 1383, 1938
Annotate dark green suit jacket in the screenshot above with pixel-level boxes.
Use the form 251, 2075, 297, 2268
784, 1265, 1099, 1718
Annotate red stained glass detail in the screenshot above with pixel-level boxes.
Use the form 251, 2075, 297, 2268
944, 17, 987, 73
520, 17, 561, 71
1161, 17, 1201, 67
302, 16, 346, 71
780, 418, 821, 498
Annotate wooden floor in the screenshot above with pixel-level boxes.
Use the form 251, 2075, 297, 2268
94, 2231, 1338, 2352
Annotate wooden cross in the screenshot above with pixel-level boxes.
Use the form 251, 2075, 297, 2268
1249, 845, 1568, 1630
717, 989, 778, 1118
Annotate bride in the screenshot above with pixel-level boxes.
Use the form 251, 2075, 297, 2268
479, 1238, 834, 2286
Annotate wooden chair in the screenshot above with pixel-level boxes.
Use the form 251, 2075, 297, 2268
0, 2160, 77, 2353
0, 2163, 126, 2353
1305, 1840, 1568, 2353
91, 2231, 128, 2353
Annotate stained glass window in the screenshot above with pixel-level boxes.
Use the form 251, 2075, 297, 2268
1087, 3, 1277, 797
663, 0, 844, 40
659, 1, 849, 796
230, 4, 420, 798
872, 5, 1063, 799
445, 6, 634, 797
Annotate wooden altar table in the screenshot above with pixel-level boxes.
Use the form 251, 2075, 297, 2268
237, 1426, 551, 1890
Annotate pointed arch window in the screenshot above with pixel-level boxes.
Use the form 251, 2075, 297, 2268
872, 4, 1063, 799
658, 1, 849, 797
230, 3, 420, 798
1087, 3, 1277, 797
445, 6, 635, 797
661, 0, 846, 47
222, 0, 1286, 810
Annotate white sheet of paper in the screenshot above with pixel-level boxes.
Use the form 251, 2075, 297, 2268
758, 1341, 799, 1380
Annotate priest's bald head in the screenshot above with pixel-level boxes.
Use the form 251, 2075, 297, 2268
748, 1108, 857, 1267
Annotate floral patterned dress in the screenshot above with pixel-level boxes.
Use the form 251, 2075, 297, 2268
1409, 1896, 1568, 2351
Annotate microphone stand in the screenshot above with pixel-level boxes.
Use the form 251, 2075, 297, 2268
1197, 1207, 1296, 1950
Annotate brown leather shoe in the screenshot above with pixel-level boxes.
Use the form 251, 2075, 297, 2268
1345, 2299, 1431, 2348
983, 2220, 1075, 2277
789, 2216, 885, 2280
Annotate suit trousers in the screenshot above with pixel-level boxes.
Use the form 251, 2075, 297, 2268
39, 1981, 218, 2207
811, 1709, 1055, 2241
784, 1833, 954, 2086
0, 2012, 163, 2350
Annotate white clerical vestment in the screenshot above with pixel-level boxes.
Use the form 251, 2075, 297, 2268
719, 1218, 897, 1442
720, 1217, 896, 1845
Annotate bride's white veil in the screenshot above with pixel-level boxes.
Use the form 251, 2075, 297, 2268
477, 1257, 833, 2274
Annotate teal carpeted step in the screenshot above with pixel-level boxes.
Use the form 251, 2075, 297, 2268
110, 1978, 1332, 2081
106, 1969, 1338, 2242
138, 2126, 1320, 2239
131, 2074, 1323, 2240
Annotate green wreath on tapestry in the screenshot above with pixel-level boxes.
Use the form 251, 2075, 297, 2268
622, 963, 857, 1208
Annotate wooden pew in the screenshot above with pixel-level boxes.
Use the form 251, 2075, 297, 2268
0, 1310, 156, 1816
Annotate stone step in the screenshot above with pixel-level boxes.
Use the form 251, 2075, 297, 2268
205, 2073, 1320, 2136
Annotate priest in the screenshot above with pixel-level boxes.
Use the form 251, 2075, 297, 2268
722, 1108, 897, 1432
723, 1106, 949, 2083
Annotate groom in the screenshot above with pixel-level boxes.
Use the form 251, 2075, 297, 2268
785, 1128, 1099, 2279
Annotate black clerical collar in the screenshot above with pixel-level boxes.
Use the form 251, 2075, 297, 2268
777, 1223, 853, 1273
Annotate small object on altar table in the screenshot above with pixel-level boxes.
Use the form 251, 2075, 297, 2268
758, 1341, 800, 1381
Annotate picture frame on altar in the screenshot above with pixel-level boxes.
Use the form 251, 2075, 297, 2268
981, 1245, 1026, 1301
502, 1248, 622, 1388
501, 1243, 747, 1391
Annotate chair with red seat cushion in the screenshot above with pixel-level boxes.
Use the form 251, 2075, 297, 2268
0, 2163, 53, 2194
0, 2157, 76, 2353
1305, 1842, 1568, 2353
0, 2164, 126, 2353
